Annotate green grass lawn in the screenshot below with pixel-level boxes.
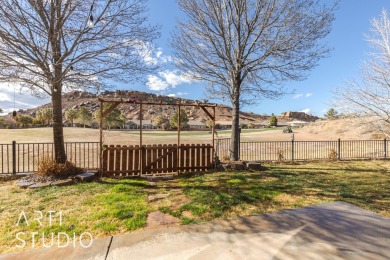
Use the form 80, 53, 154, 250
0, 160, 389, 254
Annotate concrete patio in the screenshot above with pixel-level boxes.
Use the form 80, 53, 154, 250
1, 202, 389, 260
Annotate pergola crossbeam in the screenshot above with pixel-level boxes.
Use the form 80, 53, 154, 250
200, 106, 214, 121
102, 102, 121, 118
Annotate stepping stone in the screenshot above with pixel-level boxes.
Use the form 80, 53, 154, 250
247, 162, 263, 171
75, 172, 95, 182
148, 193, 170, 202
51, 179, 74, 186
145, 211, 181, 230
16, 180, 35, 188
222, 164, 231, 171
161, 175, 174, 180
29, 182, 51, 189
231, 164, 246, 171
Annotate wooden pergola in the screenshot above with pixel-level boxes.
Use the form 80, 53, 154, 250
98, 98, 217, 174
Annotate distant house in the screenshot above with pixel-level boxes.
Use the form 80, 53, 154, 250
277, 120, 289, 127
125, 120, 154, 129
188, 120, 207, 129
259, 120, 270, 127
287, 120, 308, 127
216, 121, 232, 129
216, 119, 256, 129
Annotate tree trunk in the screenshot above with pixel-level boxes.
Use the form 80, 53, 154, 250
230, 98, 240, 161
52, 80, 67, 163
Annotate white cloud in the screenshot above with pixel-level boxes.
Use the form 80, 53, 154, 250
293, 92, 312, 99
146, 70, 195, 92
300, 108, 311, 114
0, 92, 11, 101
130, 41, 174, 66
129, 40, 158, 66
167, 92, 188, 98
158, 70, 193, 88
146, 75, 169, 91
160, 56, 174, 63
0, 83, 49, 115
156, 48, 163, 58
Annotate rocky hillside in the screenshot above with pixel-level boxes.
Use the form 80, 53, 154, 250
7, 90, 319, 125
280, 111, 319, 122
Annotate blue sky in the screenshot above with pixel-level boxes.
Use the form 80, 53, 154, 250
1, 0, 389, 117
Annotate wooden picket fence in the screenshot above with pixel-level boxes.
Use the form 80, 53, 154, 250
102, 144, 214, 177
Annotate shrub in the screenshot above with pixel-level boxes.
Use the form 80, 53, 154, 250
222, 155, 230, 162
169, 109, 189, 129
17, 115, 33, 128
324, 108, 338, 120
328, 149, 338, 161
269, 113, 278, 127
37, 157, 83, 178
276, 149, 285, 161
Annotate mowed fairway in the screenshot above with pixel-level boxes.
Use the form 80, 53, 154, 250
0, 126, 329, 145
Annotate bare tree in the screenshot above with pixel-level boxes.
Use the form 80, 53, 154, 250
173, 0, 338, 160
334, 10, 390, 136
0, 0, 159, 163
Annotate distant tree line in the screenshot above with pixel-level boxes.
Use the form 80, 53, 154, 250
0, 106, 121, 129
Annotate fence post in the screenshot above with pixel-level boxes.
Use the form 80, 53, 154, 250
291, 140, 294, 161
238, 128, 241, 160
384, 139, 387, 160
291, 134, 295, 161
12, 141, 16, 175
337, 138, 341, 160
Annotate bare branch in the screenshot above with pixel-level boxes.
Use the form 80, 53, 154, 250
334, 9, 390, 136
173, 0, 338, 160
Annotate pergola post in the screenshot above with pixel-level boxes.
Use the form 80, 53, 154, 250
212, 106, 216, 158
178, 105, 181, 147
177, 105, 181, 174
99, 99, 103, 177
139, 103, 143, 175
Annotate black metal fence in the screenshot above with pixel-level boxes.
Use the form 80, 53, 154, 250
215, 138, 389, 161
2, 139, 389, 174
0, 141, 100, 174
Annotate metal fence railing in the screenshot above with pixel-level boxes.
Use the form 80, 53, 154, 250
215, 138, 389, 162
2, 139, 389, 174
0, 141, 100, 174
